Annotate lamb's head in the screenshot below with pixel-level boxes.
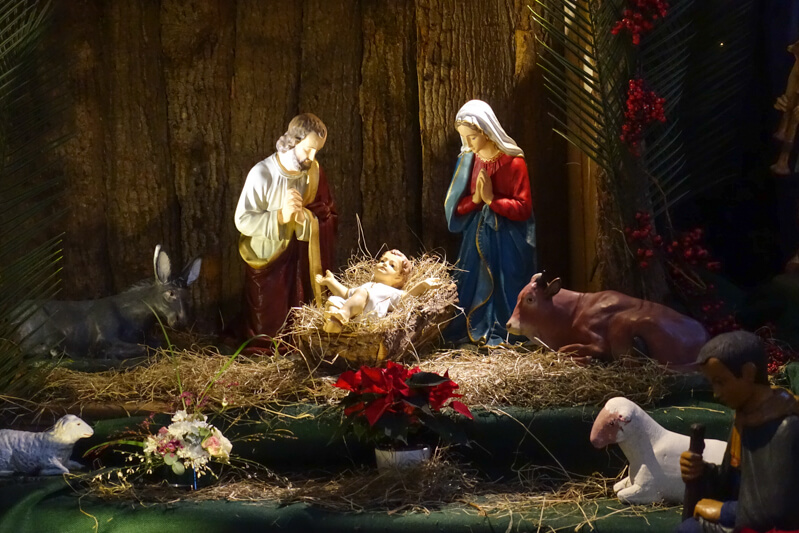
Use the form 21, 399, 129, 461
590, 397, 639, 448
51, 414, 94, 444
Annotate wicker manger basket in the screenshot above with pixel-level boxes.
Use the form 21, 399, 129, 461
290, 255, 459, 369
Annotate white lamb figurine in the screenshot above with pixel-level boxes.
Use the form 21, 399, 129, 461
590, 397, 727, 504
0, 414, 94, 476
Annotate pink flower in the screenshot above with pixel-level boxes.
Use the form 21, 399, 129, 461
203, 436, 219, 452
202, 433, 232, 458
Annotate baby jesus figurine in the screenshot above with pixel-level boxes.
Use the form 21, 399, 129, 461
315, 250, 441, 333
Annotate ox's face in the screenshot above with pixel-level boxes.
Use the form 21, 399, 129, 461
505, 273, 562, 340
590, 398, 634, 448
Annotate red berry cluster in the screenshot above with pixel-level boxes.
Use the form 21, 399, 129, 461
624, 213, 797, 375
620, 78, 666, 155
624, 215, 734, 334
664, 229, 736, 335
664, 228, 721, 273
758, 325, 799, 374
624, 211, 661, 269
611, 0, 669, 45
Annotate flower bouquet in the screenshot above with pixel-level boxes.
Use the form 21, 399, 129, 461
86, 392, 234, 490
84, 326, 258, 490
332, 361, 473, 458
143, 408, 232, 477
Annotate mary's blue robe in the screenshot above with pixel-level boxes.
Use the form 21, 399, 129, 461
444, 151, 537, 345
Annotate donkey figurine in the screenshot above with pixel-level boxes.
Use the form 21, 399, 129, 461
13, 245, 201, 360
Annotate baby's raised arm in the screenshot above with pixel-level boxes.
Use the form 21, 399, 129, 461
404, 277, 445, 298
315, 270, 349, 298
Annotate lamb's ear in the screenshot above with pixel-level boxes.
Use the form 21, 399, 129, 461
53, 416, 67, 433
153, 245, 171, 285
181, 257, 202, 286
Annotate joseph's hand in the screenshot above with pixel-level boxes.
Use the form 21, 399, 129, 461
280, 189, 305, 224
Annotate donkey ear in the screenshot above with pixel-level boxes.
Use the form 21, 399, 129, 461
181, 257, 202, 286
153, 245, 172, 284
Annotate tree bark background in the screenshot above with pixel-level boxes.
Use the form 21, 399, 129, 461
52, 0, 569, 331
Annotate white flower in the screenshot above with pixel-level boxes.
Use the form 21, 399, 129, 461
172, 410, 203, 423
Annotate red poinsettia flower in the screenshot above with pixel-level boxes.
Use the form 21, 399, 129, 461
332, 361, 474, 443
343, 401, 365, 418
428, 379, 460, 411
449, 401, 473, 419
333, 369, 361, 392
364, 394, 394, 426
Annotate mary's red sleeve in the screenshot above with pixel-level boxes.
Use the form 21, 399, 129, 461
489, 157, 533, 221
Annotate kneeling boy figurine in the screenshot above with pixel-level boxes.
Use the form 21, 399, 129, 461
678, 330, 799, 533
316, 250, 441, 333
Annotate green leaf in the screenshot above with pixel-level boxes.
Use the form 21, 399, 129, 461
82, 439, 146, 458
406, 372, 450, 387
401, 396, 427, 409
171, 461, 185, 476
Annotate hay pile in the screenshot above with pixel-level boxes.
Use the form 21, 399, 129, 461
288, 253, 459, 367
418, 345, 675, 409
60, 344, 680, 527
39, 343, 675, 414
80, 452, 476, 512
39, 345, 341, 414
227, 452, 478, 513
80, 460, 672, 530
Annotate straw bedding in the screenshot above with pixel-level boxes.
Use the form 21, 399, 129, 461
44, 328, 678, 522
37, 251, 674, 412
39, 344, 674, 413
77, 456, 675, 529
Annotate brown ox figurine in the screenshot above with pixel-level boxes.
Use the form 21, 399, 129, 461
506, 273, 709, 369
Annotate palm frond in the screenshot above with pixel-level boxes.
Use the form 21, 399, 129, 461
533, 0, 630, 177
533, 0, 755, 221
0, 0, 68, 405
634, 0, 694, 216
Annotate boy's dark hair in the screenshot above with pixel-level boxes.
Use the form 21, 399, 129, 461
697, 330, 768, 384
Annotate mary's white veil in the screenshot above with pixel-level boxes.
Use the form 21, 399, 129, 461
455, 99, 524, 157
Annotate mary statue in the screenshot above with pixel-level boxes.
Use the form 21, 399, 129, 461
444, 99, 537, 346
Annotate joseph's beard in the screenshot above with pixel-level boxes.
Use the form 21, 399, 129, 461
299, 158, 313, 170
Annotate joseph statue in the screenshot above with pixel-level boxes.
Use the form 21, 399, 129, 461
234, 113, 338, 349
